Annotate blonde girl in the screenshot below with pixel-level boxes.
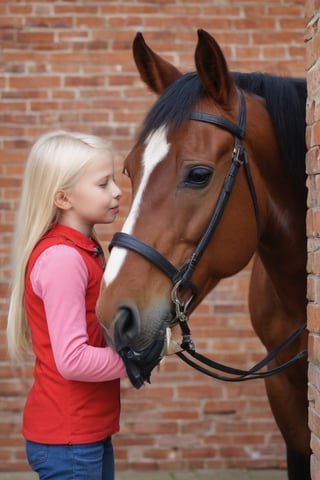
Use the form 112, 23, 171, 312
7, 130, 126, 480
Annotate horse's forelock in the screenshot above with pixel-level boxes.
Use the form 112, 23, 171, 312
138, 73, 203, 143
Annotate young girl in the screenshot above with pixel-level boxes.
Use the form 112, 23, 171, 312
7, 130, 126, 480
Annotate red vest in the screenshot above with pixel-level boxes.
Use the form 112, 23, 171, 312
23, 224, 120, 444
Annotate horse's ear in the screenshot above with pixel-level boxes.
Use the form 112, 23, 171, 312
133, 32, 182, 94
195, 29, 236, 105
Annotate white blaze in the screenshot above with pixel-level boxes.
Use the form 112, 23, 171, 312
104, 126, 170, 287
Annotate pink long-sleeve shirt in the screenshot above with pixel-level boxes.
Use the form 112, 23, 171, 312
30, 244, 126, 382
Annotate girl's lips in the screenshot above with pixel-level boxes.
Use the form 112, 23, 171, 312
111, 206, 120, 215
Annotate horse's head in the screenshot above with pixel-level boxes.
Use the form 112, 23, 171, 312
97, 30, 277, 388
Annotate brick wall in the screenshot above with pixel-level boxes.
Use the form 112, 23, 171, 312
0, 1, 306, 473
305, 3, 320, 480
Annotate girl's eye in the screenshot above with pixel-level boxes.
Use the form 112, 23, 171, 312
184, 166, 213, 188
98, 179, 109, 188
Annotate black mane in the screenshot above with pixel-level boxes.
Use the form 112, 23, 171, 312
138, 71, 307, 194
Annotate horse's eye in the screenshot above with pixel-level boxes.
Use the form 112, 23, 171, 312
123, 166, 130, 178
184, 166, 213, 188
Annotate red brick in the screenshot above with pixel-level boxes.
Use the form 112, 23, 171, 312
9, 76, 60, 89
17, 31, 55, 44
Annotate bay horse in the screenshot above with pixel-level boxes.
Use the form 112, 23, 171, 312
96, 30, 309, 479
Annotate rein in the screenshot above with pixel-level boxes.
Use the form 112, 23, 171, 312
176, 323, 307, 382
109, 88, 307, 383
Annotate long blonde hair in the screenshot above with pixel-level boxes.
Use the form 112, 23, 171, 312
7, 130, 113, 361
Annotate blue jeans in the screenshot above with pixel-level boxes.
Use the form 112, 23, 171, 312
25, 437, 114, 480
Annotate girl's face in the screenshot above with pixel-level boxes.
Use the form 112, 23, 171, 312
58, 152, 122, 236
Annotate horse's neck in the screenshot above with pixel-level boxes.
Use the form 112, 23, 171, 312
257, 191, 307, 312
248, 104, 307, 306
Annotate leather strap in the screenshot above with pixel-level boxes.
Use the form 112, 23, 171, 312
190, 88, 246, 139
109, 232, 179, 280
176, 323, 307, 382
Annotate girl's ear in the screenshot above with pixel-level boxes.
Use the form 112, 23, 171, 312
54, 190, 72, 210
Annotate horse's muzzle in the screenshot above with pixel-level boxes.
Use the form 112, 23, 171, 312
113, 305, 165, 389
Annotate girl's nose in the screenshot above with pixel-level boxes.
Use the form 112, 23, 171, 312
113, 181, 122, 198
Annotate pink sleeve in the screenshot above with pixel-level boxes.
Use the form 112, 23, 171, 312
31, 244, 126, 382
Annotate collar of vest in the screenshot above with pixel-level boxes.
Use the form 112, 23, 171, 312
42, 224, 102, 257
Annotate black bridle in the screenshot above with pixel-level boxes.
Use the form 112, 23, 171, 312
109, 88, 307, 383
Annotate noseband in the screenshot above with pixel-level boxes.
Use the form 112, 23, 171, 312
109, 88, 307, 384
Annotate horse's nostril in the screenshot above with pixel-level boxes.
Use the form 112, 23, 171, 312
114, 305, 140, 351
